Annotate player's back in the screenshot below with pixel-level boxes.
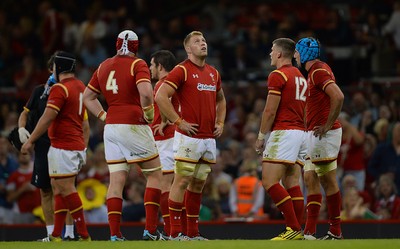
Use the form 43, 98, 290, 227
306, 61, 341, 130
268, 65, 307, 131
48, 78, 86, 150
95, 55, 150, 124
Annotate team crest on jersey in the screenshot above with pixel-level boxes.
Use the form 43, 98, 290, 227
209, 73, 215, 82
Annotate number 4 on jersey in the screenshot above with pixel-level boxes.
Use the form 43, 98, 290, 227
106, 71, 119, 94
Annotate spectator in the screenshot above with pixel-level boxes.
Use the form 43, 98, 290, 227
382, 0, 400, 74
6, 152, 41, 224
341, 187, 377, 220
373, 174, 400, 219
229, 161, 264, 219
368, 122, 400, 191
338, 112, 366, 191
77, 178, 108, 224
122, 182, 146, 222
0, 133, 18, 211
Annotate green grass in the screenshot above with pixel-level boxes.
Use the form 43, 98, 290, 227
1, 240, 400, 249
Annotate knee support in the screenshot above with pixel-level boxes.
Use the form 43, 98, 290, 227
141, 165, 162, 175
108, 163, 129, 173
175, 161, 196, 177
315, 161, 337, 177
193, 163, 211, 181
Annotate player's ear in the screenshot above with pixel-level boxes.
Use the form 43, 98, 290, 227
185, 45, 191, 54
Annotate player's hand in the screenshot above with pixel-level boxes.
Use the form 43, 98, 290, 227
313, 125, 330, 140
178, 119, 199, 137
21, 141, 34, 155
18, 127, 31, 143
255, 139, 265, 155
213, 122, 224, 138
153, 121, 168, 136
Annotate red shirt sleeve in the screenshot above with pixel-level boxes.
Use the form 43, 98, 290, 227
47, 84, 67, 112
267, 70, 286, 96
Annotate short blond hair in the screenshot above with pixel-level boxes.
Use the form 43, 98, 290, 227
183, 31, 203, 48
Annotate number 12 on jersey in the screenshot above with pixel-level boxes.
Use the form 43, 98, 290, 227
295, 76, 307, 101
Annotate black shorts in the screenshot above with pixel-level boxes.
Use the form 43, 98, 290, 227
31, 139, 51, 189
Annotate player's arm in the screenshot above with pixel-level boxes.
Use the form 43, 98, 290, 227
214, 88, 226, 138
320, 83, 344, 132
82, 111, 90, 148
137, 81, 154, 123
259, 94, 280, 135
155, 84, 179, 123
21, 108, 58, 155
17, 108, 31, 143
83, 88, 107, 122
255, 93, 280, 153
18, 109, 28, 128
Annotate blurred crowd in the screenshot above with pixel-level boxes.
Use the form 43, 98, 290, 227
1, 0, 400, 224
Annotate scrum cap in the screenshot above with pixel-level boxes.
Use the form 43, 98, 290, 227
296, 37, 320, 64
54, 51, 76, 81
116, 30, 139, 55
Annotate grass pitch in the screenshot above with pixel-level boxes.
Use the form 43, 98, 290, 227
1, 239, 400, 249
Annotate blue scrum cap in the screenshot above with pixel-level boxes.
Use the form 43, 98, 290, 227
296, 37, 320, 64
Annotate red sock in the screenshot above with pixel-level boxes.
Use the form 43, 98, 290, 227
304, 194, 322, 235
267, 183, 301, 231
327, 191, 342, 236
52, 194, 68, 237
287, 185, 304, 225
168, 199, 183, 237
160, 192, 171, 235
181, 191, 187, 235
64, 192, 89, 238
185, 190, 202, 237
144, 187, 161, 234
107, 197, 123, 237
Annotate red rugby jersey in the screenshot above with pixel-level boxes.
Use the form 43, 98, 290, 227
306, 61, 341, 131
88, 55, 151, 125
164, 59, 221, 139
46, 78, 86, 150
267, 64, 306, 131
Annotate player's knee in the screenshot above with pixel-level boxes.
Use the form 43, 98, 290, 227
304, 171, 317, 185
189, 177, 206, 192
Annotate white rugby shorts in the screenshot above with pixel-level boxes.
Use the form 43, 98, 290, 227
155, 137, 175, 172
307, 128, 342, 163
173, 131, 216, 164
262, 129, 307, 166
48, 146, 86, 177
104, 124, 158, 164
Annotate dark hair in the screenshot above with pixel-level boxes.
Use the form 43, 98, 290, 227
150, 50, 177, 72
272, 38, 296, 59
47, 51, 60, 71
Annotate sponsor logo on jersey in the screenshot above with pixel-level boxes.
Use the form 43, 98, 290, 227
197, 83, 216, 92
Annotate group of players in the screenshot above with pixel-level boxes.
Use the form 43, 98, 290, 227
16, 29, 344, 241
